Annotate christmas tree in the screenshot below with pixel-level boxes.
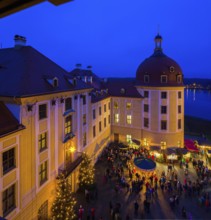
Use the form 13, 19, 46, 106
78, 153, 95, 190
51, 173, 76, 220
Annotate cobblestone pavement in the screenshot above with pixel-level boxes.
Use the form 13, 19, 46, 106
75, 156, 211, 220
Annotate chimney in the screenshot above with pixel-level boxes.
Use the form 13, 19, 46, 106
14, 35, 26, 48
87, 65, 92, 70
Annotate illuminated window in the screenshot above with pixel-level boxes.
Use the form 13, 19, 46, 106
161, 75, 167, 83
126, 102, 131, 109
39, 132, 47, 152
99, 121, 102, 132
161, 106, 167, 114
161, 141, 166, 150
144, 75, 149, 83
93, 126, 96, 138
144, 104, 149, 113
39, 161, 48, 186
104, 117, 106, 127
99, 106, 102, 116
161, 91, 167, 99
144, 91, 149, 98
3, 148, 15, 175
114, 114, 119, 123
178, 105, 181, 114
39, 104, 47, 120
114, 101, 118, 109
3, 184, 15, 216
127, 115, 132, 124
65, 97, 72, 111
83, 133, 86, 147
83, 114, 86, 125
144, 118, 149, 128
178, 91, 182, 99
161, 120, 167, 130
126, 135, 132, 143
178, 119, 182, 129
177, 141, 181, 148
104, 104, 106, 112
65, 115, 72, 135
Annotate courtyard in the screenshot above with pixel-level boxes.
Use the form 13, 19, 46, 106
75, 143, 211, 220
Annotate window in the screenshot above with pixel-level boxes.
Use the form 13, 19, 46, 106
99, 106, 102, 116
3, 148, 15, 175
104, 117, 106, 128
108, 115, 110, 124
144, 91, 149, 98
144, 104, 149, 113
38, 201, 48, 220
144, 118, 149, 128
3, 184, 16, 217
93, 126, 96, 138
104, 104, 106, 112
127, 115, 132, 124
120, 88, 125, 94
114, 101, 118, 109
83, 114, 86, 125
161, 75, 167, 83
144, 75, 149, 83
161, 91, 167, 99
99, 121, 102, 132
39, 161, 48, 186
83, 133, 86, 147
126, 135, 132, 143
65, 97, 72, 111
161, 120, 167, 130
82, 96, 86, 105
93, 109, 96, 119
53, 77, 58, 87
178, 91, 182, 99
161, 106, 167, 114
39, 132, 47, 152
108, 102, 110, 110
39, 104, 47, 120
178, 119, 182, 129
178, 105, 181, 114
177, 75, 182, 83
126, 102, 131, 109
65, 115, 72, 135
169, 66, 174, 73
114, 114, 119, 123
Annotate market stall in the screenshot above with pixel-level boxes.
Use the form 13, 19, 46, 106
133, 157, 156, 173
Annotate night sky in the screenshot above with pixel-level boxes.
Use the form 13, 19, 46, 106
1, 0, 211, 79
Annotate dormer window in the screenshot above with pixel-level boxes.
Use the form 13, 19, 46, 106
144, 75, 149, 83
120, 88, 125, 94
170, 66, 175, 73
53, 77, 58, 87
88, 76, 92, 83
161, 75, 167, 83
177, 75, 182, 83
83, 76, 87, 83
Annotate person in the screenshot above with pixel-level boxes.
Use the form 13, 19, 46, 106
182, 206, 186, 218
91, 207, 95, 220
134, 200, 139, 216
79, 205, 84, 220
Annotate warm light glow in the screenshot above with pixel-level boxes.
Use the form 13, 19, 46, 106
69, 146, 75, 153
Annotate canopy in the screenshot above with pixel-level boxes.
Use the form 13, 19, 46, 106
132, 139, 141, 145
164, 147, 178, 155
177, 148, 188, 155
150, 146, 161, 152
134, 157, 156, 172
118, 143, 129, 150
184, 139, 199, 152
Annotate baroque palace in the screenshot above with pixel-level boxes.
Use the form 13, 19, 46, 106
0, 34, 184, 219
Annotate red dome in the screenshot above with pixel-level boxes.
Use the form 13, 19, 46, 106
136, 36, 183, 87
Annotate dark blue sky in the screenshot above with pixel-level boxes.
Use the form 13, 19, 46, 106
1, 0, 211, 78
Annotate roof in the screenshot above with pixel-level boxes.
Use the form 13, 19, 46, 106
0, 101, 24, 136
105, 78, 143, 98
0, 46, 91, 98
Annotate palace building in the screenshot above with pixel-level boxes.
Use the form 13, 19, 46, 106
0, 34, 184, 219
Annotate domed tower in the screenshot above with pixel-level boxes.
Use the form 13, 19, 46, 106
136, 34, 184, 149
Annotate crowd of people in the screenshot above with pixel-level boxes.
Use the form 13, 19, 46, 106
77, 142, 211, 220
